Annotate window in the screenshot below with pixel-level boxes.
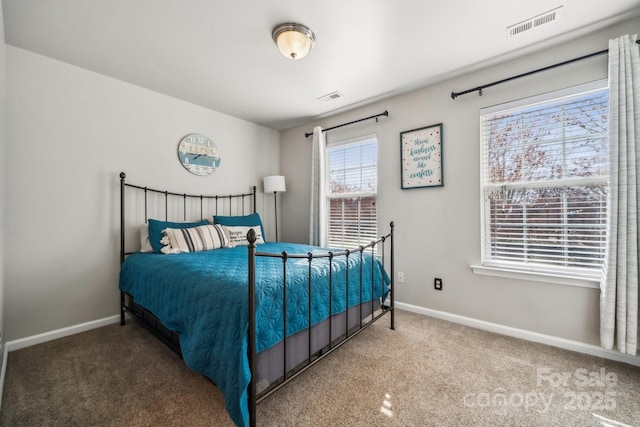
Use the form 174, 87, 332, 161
326, 135, 378, 248
480, 81, 609, 279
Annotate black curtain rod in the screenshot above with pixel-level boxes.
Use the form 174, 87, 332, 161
451, 39, 640, 100
304, 110, 389, 137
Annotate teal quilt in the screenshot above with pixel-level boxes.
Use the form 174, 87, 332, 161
119, 242, 389, 426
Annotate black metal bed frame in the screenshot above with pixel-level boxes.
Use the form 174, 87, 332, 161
118, 172, 395, 427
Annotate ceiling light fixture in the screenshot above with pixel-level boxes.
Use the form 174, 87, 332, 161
272, 23, 316, 60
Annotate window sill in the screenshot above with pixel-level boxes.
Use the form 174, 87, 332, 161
470, 265, 600, 289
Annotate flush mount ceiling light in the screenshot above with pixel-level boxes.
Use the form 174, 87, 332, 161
272, 23, 316, 60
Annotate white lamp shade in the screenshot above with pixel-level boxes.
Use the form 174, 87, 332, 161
263, 175, 286, 193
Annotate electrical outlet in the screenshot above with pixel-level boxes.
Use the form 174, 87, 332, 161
434, 278, 443, 290
397, 271, 405, 283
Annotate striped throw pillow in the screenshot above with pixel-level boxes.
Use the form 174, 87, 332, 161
160, 224, 229, 254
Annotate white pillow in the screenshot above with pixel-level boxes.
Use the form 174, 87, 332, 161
223, 225, 264, 247
140, 225, 153, 252
160, 224, 229, 254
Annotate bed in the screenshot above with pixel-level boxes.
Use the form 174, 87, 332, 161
117, 172, 395, 427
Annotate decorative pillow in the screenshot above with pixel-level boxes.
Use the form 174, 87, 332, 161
213, 213, 266, 242
160, 224, 229, 254
223, 225, 264, 247
147, 218, 209, 253
140, 225, 153, 252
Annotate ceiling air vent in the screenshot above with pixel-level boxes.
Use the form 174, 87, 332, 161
507, 6, 562, 39
316, 91, 344, 103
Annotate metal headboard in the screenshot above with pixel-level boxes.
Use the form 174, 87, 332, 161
119, 171, 257, 263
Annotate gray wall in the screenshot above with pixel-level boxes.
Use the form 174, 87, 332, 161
4, 46, 281, 341
279, 17, 640, 347
0, 0, 6, 360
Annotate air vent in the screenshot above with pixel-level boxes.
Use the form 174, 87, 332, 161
316, 91, 344, 103
507, 6, 562, 39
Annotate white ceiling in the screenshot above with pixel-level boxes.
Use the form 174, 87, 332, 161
3, 1, 640, 130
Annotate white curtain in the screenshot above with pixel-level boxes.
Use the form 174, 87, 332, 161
601, 34, 639, 355
309, 126, 327, 247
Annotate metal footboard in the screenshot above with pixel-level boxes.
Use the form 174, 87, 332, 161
246, 223, 395, 427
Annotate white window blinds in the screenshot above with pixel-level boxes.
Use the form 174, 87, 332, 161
327, 135, 378, 248
480, 81, 609, 277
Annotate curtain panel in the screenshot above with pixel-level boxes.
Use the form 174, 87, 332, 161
309, 126, 327, 247
600, 34, 639, 356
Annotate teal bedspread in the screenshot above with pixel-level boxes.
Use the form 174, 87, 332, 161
119, 242, 389, 427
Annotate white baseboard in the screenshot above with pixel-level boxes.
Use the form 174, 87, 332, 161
395, 302, 640, 367
5, 314, 122, 353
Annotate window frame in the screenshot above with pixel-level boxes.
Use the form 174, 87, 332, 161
325, 134, 378, 249
474, 80, 609, 288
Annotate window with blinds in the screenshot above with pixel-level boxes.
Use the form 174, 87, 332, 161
480, 81, 609, 278
327, 135, 378, 249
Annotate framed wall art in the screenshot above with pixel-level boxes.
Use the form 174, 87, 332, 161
400, 123, 443, 189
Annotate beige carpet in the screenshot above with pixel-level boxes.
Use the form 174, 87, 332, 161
2, 310, 639, 426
